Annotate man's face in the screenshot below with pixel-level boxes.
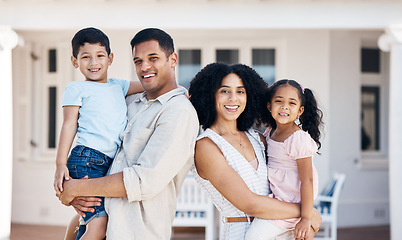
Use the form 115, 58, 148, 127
132, 40, 177, 99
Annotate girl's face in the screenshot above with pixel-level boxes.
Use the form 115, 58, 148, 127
215, 73, 247, 122
268, 84, 304, 126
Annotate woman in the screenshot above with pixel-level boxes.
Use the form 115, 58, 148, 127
189, 63, 321, 240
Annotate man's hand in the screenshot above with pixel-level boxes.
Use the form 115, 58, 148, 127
70, 196, 102, 217
58, 178, 78, 206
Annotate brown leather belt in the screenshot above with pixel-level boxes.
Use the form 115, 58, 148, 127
225, 217, 255, 223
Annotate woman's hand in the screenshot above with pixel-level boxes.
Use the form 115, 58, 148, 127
311, 208, 322, 233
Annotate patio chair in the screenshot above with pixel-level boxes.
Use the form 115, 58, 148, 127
172, 173, 217, 240
314, 173, 346, 240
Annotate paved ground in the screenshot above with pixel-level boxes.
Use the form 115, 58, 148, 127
10, 223, 390, 240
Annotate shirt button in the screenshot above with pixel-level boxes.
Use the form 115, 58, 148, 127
86, 162, 89, 165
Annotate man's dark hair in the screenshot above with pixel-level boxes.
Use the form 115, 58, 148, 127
189, 63, 268, 131
71, 27, 111, 58
130, 28, 174, 57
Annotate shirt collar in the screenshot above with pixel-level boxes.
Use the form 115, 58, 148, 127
136, 88, 186, 105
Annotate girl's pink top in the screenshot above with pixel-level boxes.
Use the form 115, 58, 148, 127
263, 128, 319, 230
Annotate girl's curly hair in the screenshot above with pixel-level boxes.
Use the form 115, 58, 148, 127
189, 62, 268, 131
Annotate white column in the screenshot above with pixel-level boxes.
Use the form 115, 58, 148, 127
0, 26, 19, 240
378, 25, 402, 240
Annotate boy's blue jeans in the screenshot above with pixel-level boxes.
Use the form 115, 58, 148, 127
67, 145, 112, 240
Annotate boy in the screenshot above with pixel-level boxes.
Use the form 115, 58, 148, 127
53, 27, 144, 240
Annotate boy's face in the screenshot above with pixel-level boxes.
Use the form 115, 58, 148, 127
133, 40, 177, 99
71, 42, 113, 83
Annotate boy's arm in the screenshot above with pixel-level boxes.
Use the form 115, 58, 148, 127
294, 156, 315, 239
53, 106, 79, 194
126, 81, 145, 96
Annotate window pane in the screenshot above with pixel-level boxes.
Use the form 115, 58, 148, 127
361, 86, 380, 150
361, 48, 380, 73
48, 87, 57, 148
49, 49, 57, 73
216, 49, 238, 65
252, 49, 275, 85
178, 50, 201, 89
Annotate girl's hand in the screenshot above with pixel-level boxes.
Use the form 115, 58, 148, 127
53, 165, 70, 194
294, 217, 311, 239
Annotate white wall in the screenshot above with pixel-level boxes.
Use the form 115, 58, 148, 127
11, 31, 77, 225
3, 1, 402, 30
282, 30, 332, 186
329, 30, 390, 227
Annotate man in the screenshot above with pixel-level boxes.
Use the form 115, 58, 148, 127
59, 28, 199, 239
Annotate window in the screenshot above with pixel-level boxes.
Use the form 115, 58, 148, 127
252, 49, 275, 86
25, 42, 72, 161
178, 49, 201, 89
48, 87, 57, 148
48, 49, 57, 73
361, 86, 379, 151
216, 49, 239, 65
361, 48, 380, 73
359, 45, 389, 169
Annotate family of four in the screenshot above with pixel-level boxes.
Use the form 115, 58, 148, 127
53, 27, 323, 240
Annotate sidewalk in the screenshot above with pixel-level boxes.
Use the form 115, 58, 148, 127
10, 223, 389, 240
10, 224, 205, 240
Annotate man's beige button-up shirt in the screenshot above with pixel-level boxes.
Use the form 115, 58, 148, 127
105, 88, 199, 239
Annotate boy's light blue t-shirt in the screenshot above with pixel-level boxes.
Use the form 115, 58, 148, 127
61, 78, 130, 158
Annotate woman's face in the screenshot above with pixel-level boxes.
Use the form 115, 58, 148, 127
214, 73, 247, 122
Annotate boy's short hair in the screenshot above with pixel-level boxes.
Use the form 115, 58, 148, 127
130, 28, 174, 57
71, 27, 111, 58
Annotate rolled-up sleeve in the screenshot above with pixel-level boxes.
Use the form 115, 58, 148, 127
122, 103, 199, 202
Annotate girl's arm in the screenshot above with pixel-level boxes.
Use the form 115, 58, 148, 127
195, 137, 301, 220
294, 156, 315, 239
53, 106, 79, 194
126, 81, 145, 96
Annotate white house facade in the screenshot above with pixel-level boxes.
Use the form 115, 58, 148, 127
1, 0, 402, 239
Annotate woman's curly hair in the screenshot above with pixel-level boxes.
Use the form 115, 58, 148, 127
189, 62, 268, 131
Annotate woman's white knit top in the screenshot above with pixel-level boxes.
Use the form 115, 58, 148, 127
193, 128, 269, 240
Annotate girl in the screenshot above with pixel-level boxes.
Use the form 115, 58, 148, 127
245, 79, 323, 240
